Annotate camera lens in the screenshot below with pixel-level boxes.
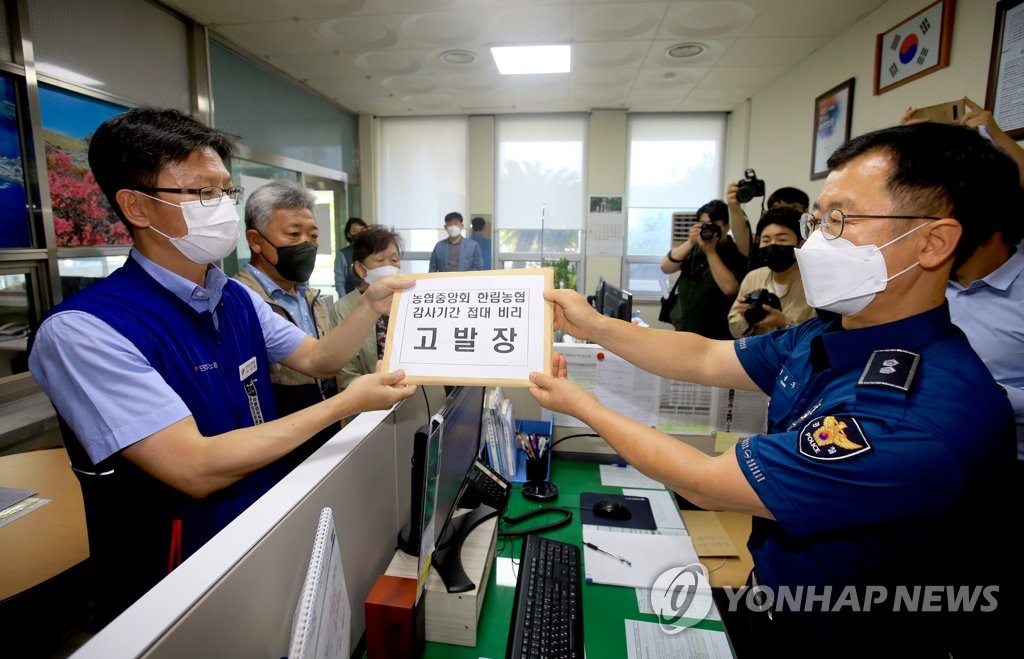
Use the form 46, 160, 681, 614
735, 184, 754, 204
699, 223, 720, 240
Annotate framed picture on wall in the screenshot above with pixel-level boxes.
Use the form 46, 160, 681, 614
810, 78, 854, 180
874, 0, 956, 95
985, 0, 1024, 139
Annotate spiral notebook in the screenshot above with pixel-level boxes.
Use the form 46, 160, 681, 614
289, 507, 351, 659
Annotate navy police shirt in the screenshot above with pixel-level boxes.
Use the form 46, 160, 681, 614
734, 303, 1014, 601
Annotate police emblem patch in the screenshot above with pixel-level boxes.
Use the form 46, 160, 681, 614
798, 415, 871, 461
858, 349, 920, 392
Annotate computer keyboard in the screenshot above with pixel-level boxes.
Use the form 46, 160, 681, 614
507, 535, 584, 659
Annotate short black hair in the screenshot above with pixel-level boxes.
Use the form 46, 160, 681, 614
696, 199, 728, 224
88, 107, 238, 231
827, 123, 1023, 268
471, 216, 486, 231
344, 217, 367, 241
755, 206, 801, 240
767, 187, 809, 211
444, 211, 463, 224
352, 226, 403, 263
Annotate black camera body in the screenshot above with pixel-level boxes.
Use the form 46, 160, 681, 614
742, 288, 782, 325
699, 222, 723, 241
735, 168, 766, 204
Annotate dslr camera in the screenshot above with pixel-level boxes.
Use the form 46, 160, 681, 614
742, 288, 782, 326
699, 222, 723, 241
735, 168, 766, 204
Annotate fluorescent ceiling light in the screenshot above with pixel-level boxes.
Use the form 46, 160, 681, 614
490, 45, 571, 75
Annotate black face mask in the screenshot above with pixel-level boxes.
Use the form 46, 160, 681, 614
261, 234, 317, 283
759, 244, 797, 272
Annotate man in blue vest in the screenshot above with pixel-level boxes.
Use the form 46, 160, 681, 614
28, 108, 417, 622
530, 123, 1016, 656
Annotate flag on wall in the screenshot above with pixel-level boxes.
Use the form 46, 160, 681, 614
878, 2, 945, 87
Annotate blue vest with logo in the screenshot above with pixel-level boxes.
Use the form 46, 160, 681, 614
46, 257, 286, 610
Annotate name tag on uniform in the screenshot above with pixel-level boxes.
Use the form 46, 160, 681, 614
239, 356, 258, 380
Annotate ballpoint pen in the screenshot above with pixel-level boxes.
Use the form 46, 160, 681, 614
583, 541, 631, 566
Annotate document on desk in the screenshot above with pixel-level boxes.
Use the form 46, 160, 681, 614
599, 464, 664, 490
582, 527, 699, 588
622, 488, 685, 532
0, 497, 49, 528
625, 620, 733, 659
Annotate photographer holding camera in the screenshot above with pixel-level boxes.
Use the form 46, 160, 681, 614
726, 169, 809, 259
661, 199, 748, 338
728, 207, 815, 338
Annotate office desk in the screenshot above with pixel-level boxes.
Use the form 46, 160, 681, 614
422, 458, 737, 658
0, 447, 89, 601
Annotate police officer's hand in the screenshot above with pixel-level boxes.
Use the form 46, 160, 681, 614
756, 305, 790, 331
528, 353, 596, 418
343, 369, 417, 412
363, 275, 415, 315
545, 288, 599, 343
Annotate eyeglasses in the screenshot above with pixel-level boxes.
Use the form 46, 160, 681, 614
799, 209, 939, 240
141, 186, 245, 207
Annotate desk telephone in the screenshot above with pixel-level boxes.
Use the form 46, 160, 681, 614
464, 460, 511, 514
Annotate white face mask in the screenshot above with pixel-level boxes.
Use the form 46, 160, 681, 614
361, 264, 400, 286
446, 225, 462, 238
140, 193, 240, 264
794, 222, 928, 316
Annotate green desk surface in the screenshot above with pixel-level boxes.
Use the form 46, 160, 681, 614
422, 458, 728, 659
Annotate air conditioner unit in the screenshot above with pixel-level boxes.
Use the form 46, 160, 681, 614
670, 212, 698, 246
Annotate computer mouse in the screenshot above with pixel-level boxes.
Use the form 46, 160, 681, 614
592, 500, 632, 521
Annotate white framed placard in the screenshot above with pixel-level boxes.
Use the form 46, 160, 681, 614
382, 268, 554, 386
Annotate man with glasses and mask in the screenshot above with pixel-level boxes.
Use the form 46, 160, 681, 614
530, 122, 1015, 656
235, 180, 344, 464
28, 108, 417, 622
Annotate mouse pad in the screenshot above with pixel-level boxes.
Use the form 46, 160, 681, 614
580, 492, 657, 531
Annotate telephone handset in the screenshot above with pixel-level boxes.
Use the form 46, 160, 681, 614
464, 459, 511, 514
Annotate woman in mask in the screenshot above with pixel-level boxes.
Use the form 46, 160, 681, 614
728, 206, 814, 337
235, 180, 344, 461
334, 226, 404, 389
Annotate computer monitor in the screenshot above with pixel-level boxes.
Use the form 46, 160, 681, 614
588, 279, 632, 321
396, 385, 493, 593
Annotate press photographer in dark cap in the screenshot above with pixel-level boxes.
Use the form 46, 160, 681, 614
533, 122, 1017, 656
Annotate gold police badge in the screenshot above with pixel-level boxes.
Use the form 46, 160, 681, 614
799, 415, 871, 461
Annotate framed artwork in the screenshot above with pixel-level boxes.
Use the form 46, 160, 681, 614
985, 0, 1024, 139
874, 0, 956, 95
38, 84, 129, 247
810, 78, 855, 181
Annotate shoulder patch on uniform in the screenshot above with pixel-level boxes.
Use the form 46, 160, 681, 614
857, 348, 920, 392
798, 415, 871, 461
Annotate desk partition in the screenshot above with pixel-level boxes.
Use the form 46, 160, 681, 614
73, 387, 447, 658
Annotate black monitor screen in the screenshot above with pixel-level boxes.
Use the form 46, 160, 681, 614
420, 385, 484, 556
600, 282, 633, 321
398, 386, 487, 592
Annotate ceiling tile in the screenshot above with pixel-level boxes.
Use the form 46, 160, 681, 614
481, 5, 572, 43
164, 0, 292, 25
311, 15, 411, 51
572, 2, 667, 42
717, 36, 829, 67
741, 0, 887, 38
217, 22, 332, 57
697, 65, 789, 88
656, 1, 757, 40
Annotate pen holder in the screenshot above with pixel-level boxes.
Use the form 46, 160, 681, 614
516, 419, 558, 502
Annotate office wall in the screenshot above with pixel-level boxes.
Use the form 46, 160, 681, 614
738, 0, 1011, 203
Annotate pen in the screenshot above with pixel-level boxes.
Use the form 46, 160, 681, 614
583, 542, 631, 566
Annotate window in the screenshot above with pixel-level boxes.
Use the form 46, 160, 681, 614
495, 115, 584, 286
625, 114, 726, 296
378, 116, 468, 272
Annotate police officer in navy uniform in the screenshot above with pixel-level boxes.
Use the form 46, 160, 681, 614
530, 122, 1016, 657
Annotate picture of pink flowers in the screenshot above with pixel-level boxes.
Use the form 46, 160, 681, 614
39, 84, 130, 246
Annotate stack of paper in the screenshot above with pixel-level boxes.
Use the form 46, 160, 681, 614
481, 388, 518, 480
